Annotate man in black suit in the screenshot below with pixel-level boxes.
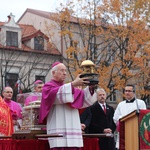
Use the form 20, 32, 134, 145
89, 88, 116, 150
80, 107, 92, 133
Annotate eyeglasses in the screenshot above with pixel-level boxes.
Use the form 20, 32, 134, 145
124, 90, 134, 93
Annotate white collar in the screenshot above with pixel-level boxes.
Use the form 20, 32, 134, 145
98, 102, 106, 107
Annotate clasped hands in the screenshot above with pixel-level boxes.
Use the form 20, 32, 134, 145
103, 128, 112, 134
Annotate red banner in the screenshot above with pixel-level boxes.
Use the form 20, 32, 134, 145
119, 109, 150, 150
139, 109, 150, 150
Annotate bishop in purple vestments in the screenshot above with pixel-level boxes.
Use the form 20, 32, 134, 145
39, 62, 97, 150
24, 80, 44, 106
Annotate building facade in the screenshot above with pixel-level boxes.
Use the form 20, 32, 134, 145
0, 13, 62, 100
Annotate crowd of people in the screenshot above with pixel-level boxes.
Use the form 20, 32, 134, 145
0, 80, 45, 135
0, 61, 147, 150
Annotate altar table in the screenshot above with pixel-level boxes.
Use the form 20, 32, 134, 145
0, 138, 100, 150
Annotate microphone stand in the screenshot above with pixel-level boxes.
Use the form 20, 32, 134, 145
134, 88, 140, 114
135, 94, 140, 114
134, 88, 140, 150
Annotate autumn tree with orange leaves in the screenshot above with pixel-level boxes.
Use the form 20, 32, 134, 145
46, 0, 150, 104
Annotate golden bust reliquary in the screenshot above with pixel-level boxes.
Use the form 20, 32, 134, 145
80, 60, 99, 85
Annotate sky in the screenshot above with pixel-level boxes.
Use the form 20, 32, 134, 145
0, 0, 68, 22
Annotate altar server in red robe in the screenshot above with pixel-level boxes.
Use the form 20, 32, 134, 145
3, 87, 22, 131
0, 96, 14, 135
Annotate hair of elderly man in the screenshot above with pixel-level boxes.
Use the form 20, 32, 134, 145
96, 88, 106, 94
50, 64, 60, 77
3, 86, 13, 92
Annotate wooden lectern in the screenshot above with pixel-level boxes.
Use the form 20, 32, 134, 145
119, 109, 150, 150
119, 110, 139, 150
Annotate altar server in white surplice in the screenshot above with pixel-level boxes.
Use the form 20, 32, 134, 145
113, 84, 146, 149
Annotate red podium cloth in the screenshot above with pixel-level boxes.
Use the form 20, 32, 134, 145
0, 139, 47, 150
82, 138, 100, 150
0, 138, 100, 150
119, 121, 125, 150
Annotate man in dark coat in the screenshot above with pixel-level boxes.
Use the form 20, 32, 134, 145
89, 88, 116, 150
80, 106, 92, 133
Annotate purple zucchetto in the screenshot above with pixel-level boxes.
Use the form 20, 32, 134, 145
51, 62, 61, 69
34, 80, 43, 85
